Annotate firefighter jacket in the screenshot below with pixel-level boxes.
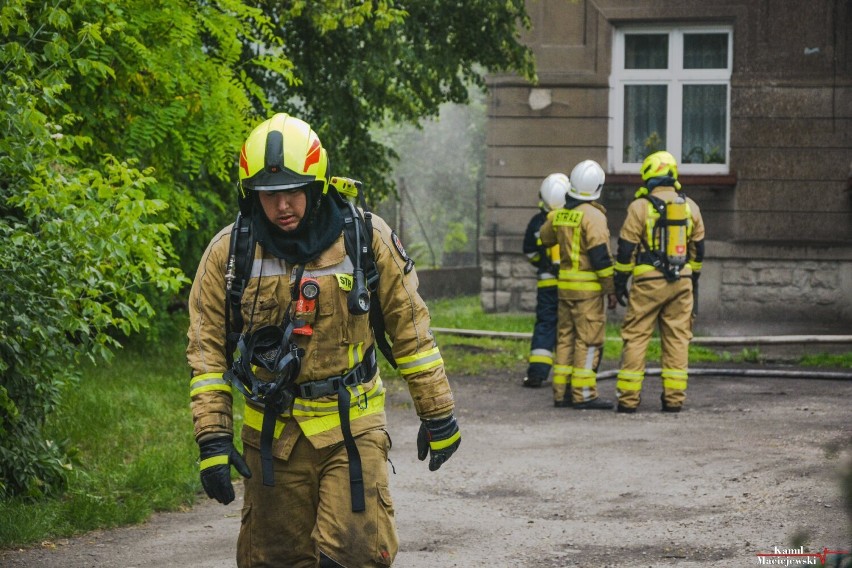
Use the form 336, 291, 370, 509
615, 186, 705, 281
187, 213, 455, 460
539, 201, 615, 300
523, 207, 559, 288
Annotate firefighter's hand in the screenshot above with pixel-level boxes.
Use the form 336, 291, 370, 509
417, 415, 461, 471
614, 272, 630, 307
607, 293, 618, 310
199, 436, 252, 505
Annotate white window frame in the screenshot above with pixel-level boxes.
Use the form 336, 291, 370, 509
608, 25, 733, 175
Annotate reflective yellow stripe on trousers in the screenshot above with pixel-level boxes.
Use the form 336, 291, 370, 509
616, 370, 644, 391
553, 364, 572, 386
661, 368, 688, 391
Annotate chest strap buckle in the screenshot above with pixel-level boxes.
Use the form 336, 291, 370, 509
297, 347, 377, 399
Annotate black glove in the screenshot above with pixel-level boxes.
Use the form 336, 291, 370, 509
614, 272, 631, 307
417, 415, 461, 471
199, 436, 252, 505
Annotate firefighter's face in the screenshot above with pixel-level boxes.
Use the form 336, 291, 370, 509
258, 189, 307, 232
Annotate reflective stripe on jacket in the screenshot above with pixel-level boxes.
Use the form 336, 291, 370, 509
523, 209, 560, 287
539, 202, 615, 299
616, 187, 706, 279
187, 213, 455, 459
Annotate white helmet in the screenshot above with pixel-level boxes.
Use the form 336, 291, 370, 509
539, 173, 569, 211
568, 160, 605, 201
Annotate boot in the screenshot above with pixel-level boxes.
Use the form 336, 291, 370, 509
573, 397, 614, 410
661, 393, 682, 413
553, 399, 573, 408
523, 376, 543, 388
616, 404, 637, 414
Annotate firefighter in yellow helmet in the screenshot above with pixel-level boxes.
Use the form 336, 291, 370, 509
521, 173, 568, 388
186, 113, 460, 567
540, 160, 617, 409
613, 150, 706, 413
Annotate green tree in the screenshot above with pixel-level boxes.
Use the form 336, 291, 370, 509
0, 0, 283, 498
240, 0, 535, 202
1, 0, 535, 499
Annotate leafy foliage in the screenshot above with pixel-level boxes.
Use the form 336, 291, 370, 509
0, 0, 535, 500
0, 0, 279, 498
240, 0, 535, 202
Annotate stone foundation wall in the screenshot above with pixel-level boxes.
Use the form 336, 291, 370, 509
480, 237, 852, 334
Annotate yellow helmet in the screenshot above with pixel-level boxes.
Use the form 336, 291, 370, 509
238, 113, 329, 213
640, 151, 679, 182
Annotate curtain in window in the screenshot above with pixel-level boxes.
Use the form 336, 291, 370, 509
623, 85, 667, 163
681, 85, 727, 164
683, 33, 728, 69
625, 34, 668, 69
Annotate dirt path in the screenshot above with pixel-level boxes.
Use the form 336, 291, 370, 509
2, 361, 851, 567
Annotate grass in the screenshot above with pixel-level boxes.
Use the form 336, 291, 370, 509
0, 315, 200, 548
1, 295, 850, 549
426, 295, 728, 369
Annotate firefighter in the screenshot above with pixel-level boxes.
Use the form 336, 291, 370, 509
540, 160, 617, 409
186, 113, 460, 567
521, 173, 568, 388
613, 150, 706, 413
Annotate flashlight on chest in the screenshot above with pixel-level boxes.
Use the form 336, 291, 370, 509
293, 277, 320, 336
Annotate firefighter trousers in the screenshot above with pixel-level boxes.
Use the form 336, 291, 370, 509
553, 295, 606, 404
616, 276, 694, 410
527, 285, 558, 382
237, 428, 398, 568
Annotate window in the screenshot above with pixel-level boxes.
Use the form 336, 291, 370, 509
609, 26, 732, 175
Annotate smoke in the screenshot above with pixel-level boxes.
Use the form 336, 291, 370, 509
375, 89, 486, 268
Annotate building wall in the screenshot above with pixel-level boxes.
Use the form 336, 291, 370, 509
481, 0, 852, 330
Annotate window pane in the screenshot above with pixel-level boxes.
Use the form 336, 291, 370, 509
623, 85, 667, 163
683, 33, 728, 69
625, 34, 668, 69
681, 85, 727, 164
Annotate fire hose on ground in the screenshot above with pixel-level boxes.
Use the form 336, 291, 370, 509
430, 328, 852, 381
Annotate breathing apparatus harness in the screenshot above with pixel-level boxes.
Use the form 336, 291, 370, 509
635, 184, 690, 283
222, 179, 395, 510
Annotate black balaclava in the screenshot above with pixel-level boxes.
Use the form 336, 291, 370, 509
251, 185, 343, 265
647, 175, 677, 190
564, 195, 587, 210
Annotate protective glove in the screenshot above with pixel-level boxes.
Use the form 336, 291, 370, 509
614, 272, 631, 307
417, 415, 461, 471
199, 436, 252, 505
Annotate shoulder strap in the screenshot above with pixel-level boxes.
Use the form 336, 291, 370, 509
225, 212, 255, 367
363, 212, 396, 368
642, 194, 667, 218
338, 198, 396, 368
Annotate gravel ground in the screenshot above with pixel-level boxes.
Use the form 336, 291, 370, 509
2, 358, 851, 568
